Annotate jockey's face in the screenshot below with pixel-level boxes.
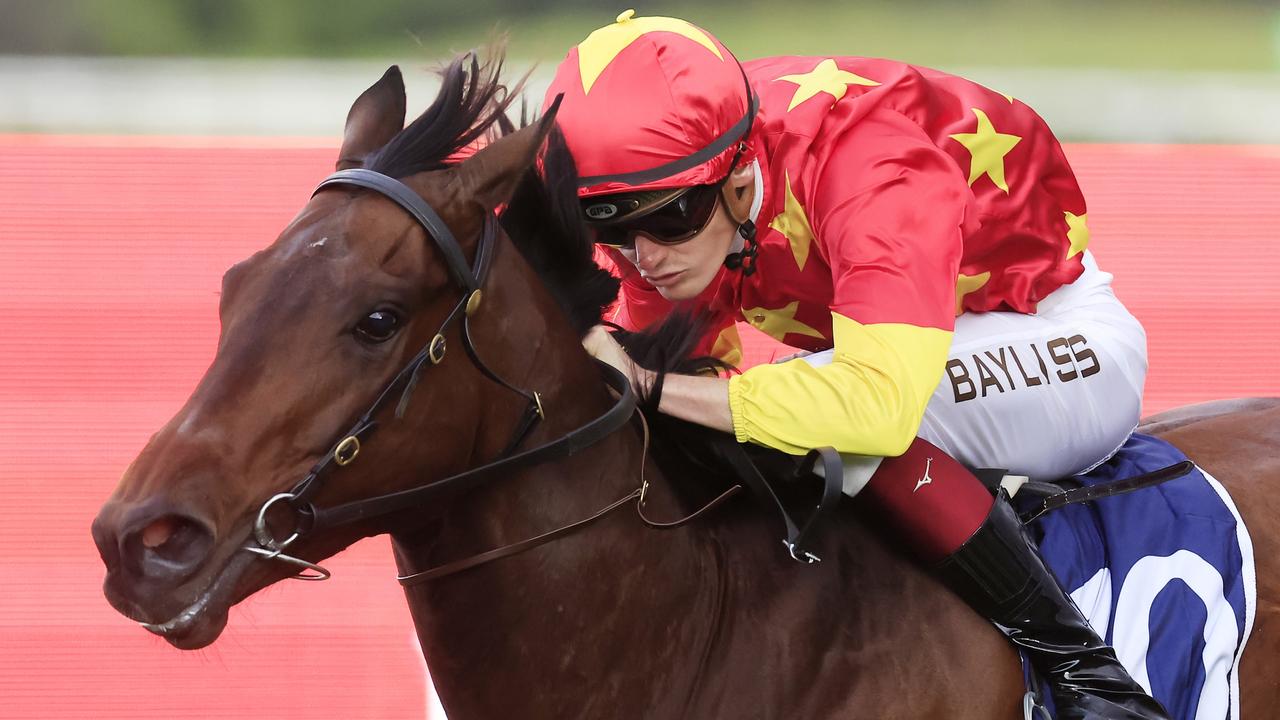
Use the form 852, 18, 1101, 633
616, 163, 755, 301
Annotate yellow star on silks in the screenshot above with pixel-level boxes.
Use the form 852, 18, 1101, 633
955, 271, 991, 315
1065, 211, 1090, 259
949, 108, 1022, 193
576, 10, 723, 94
710, 324, 744, 367
775, 59, 879, 112
741, 301, 826, 342
769, 171, 815, 270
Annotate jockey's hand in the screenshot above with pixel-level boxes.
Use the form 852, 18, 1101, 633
583, 325, 732, 432
582, 325, 653, 395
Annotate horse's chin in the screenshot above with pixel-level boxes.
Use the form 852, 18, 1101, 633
136, 571, 234, 649
155, 605, 230, 650
129, 548, 258, 650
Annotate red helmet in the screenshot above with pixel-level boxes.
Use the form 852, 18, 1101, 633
544, 10, 756, 198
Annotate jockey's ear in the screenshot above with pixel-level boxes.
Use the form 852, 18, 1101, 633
452, 95, 563, 213
336, 66, 407, 171
721, 158, 756, 225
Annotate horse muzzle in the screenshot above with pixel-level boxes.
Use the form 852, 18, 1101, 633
92, 495, 238, 647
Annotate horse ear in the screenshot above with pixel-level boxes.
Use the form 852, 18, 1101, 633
454, 94, 563, 212
337, 66, 406, 171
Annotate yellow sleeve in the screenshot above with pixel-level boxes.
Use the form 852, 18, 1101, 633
726, 313, 952, 457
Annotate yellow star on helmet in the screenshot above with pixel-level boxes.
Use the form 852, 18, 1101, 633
1065, 211, 1090, 259
576, 10, 723, 94
769, 171, 815, 270
776, 59, 879, 112
949, 108, 1022, 193
741, 301, 826, 342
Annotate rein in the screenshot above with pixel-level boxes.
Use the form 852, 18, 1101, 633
240, 168, 739, 584
396, 407, 743, 586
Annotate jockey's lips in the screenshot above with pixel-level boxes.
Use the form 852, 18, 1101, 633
640, 269, 685, 288
583, 180, 725, 249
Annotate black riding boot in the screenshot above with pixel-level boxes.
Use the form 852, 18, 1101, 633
935, 492, 1170, 720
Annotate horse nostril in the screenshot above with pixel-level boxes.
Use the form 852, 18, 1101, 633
142, 517, 177, 549
121, 514, 214, 582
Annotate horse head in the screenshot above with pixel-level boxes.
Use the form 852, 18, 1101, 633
91, 52, 615, 650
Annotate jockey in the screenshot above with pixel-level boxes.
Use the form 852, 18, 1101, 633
546, 11, 1165, 719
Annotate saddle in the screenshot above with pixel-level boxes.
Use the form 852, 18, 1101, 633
727, 440, 1194, 566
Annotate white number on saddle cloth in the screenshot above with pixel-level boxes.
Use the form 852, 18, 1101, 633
1071, 552, 1236, 719
1063, 467, 1256, 720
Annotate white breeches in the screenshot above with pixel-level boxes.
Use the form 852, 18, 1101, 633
804, 251, 1148, 484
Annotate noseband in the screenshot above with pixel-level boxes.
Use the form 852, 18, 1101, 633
241, 168, 643, 581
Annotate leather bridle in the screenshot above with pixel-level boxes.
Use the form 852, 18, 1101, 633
240, 168, 649, 582
238, 166, 835, 587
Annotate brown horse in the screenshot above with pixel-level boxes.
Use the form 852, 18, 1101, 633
92, 54, 1280, 718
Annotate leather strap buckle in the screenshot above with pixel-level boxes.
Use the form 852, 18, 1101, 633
334, 435, 361, 466
428, 334, 447, 365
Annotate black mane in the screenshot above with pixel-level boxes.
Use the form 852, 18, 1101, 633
499, 128, 620, 337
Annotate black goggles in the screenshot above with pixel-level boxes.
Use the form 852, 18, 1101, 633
583, 139, 748, 250
584, 182, 725, 250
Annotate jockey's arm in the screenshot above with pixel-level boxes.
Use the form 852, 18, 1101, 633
625, 324, 955, 457
591, 313, 956, 457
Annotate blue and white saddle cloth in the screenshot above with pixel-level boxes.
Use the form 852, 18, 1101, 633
1034, 432, 1257, 720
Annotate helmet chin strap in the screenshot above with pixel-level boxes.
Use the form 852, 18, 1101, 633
723, 219, 758, 276
723, 158, 762, 276
727, 217, 752, 272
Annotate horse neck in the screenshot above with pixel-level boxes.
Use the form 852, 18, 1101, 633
390, 238, 721, 717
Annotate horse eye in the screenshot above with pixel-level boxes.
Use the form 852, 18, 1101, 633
354, 309, 401, 344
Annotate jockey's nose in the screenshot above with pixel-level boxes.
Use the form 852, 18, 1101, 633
93, 503, 215, 585
631, 233, 668, 270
